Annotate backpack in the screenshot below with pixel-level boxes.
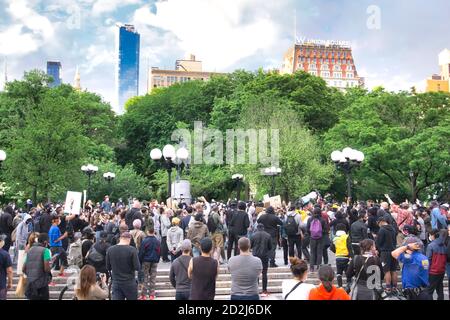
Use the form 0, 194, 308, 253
285, 215, 299, 237
68, 241, 83, 268
310, 218, 323, 240
86, 246, 105, 267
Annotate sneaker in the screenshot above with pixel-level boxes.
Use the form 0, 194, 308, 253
138, 295, 147, 300
269, 263, 279, 268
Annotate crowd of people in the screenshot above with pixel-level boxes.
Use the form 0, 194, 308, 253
0, 193, 449, 301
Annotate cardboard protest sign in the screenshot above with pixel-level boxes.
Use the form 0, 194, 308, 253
64, 191, 82, 215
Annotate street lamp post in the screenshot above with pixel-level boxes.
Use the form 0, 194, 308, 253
0, 150, 6, 170
262, 167, 282, 197
81, 164, 98, 201
331, 147, 364, 204
232, 174, 244, 201
103, 172, 116, 197
150, 145, 189, 199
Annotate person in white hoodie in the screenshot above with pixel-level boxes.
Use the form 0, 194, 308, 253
15, 214, 33, 275
166, 218, 184, 262
160, 209, 172, 262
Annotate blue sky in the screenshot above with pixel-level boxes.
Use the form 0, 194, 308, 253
1, 0, 450, 112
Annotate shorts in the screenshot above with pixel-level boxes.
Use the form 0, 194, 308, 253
380, 251, 398, 272
211, 232, 224, 249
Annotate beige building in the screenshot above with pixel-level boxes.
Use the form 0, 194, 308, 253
148, 54, 225, 93
426, 49, 450, 93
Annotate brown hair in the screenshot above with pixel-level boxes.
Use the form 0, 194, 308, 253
76, 265, 96, 299
289, 257, 308, 279
27, 232, 39, 247
360, 239, 375, 253
318, 265, 335, 292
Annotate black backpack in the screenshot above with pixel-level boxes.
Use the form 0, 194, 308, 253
207, 214, 218, 233
285, 215, 299, 236
86, 246, 105, 268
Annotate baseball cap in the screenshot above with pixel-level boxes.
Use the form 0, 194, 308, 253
440, 203, 449, 210
180, 239, 192, 251
402, 236, 422, 247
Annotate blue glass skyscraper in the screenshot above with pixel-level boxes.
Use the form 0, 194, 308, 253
47, 61, 62, 88
116, 24, 140, 114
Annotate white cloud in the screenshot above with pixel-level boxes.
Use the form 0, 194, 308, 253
92, 0, 142, 16
133, 0, 288, 71
0, 0, 54, 56
359, 68, 425, 92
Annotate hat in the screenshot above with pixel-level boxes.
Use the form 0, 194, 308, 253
180, 239, 192, 251
402, 236, 422, 248
120, 232, 132, 239
440, 203, 449, 210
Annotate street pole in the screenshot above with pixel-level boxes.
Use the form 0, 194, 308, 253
88, 173, 92, 202
346, 168, 352, 205
237, 179, 241, 201
271, 175, 275, 197
167, 167, 172, 199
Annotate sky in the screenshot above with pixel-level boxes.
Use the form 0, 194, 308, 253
1, 0, 450, 113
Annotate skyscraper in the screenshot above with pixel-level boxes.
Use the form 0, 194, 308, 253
47, 61, 62, 88
115, 24, 140, 114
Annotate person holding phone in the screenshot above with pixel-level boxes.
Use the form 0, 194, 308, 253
75, 265, 109, 300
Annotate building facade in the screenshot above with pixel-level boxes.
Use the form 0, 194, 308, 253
280, 39, 364, 90
148, 54, 224, 93
115, 24, 140, 114
426, 49, 450, 93
47, 61, 62, 88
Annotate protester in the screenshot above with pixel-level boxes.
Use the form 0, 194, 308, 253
188, 213, 209, 257
284, 204, 302, 260
101, 196, 112, 214
376, 216, 398, 293
125, 200, 143, 231
392, 237, 431, 300
346, 239, 384, 300
138, 227, 161, 300
350, 211, 368, 255
282, 257, 315, 300
188, 238, 218, 300
160, 209, 172, 263
0, 234, 13, 300
166, 217, 184, 262
86, 232, 110, 278
229, 202, 251, 259
169, 239, 192, 300
426, 229, 447, 300
207, 205, 225, 263
23, 233, 51, 300
75, 265, 108, 300
49, 215, 68, 276
308, 265, 350, 300
228, 237, 262, 300
130, 219, 146, 250
106, 231, 140, 300
0, 206, 14, 252
306, 207, 327, 272
257, 206, 283, 267
330, 223, 353, 288
250, 223, 272, 297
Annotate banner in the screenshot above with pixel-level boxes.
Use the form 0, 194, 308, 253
64, 191, 82, 215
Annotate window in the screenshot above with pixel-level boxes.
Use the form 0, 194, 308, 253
334, 65, 341, 71
347, 65, 352, 71
309, 71, 317, 76
322, 64, 329, 70
333, 72, 342, 78
321, 71, 330, 77
309, 63, 317, 70
347, 72, 354, 78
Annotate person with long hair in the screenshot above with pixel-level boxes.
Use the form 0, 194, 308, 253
281, 257, 315, 300
309, 265, 350, 300
75, 265, 108, 300
306, 207, 327, 272
346, 239, 384, 300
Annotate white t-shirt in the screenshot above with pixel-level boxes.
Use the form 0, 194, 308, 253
281, 279, 315, 300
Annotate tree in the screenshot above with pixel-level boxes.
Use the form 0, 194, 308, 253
324, 90, 450, 202
5, 91, 87, 203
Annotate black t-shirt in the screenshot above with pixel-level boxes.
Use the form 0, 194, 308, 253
0, 249, 12, 289
106, 245, 140, 283
39, 213, 53, 234
71, 216, 89, 233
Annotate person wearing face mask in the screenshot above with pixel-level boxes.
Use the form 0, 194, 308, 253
391, 236, 431, 300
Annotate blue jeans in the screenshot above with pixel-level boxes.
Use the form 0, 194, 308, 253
230, 294, 260, 300
175, 291, 190, 300
112, 281, 138, 300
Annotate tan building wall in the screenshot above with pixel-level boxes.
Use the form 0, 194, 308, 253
426, 78, 449, 93
148, 68, 224, 93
